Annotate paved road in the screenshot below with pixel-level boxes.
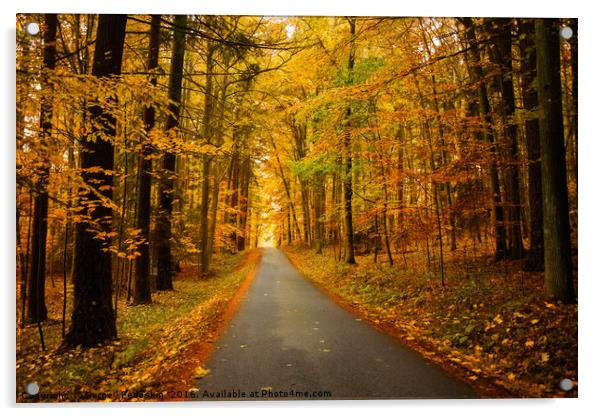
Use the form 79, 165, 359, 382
195, 248, 477, 400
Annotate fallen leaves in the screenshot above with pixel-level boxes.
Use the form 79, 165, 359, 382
193, 366, 211, 379
16, 251, 260, 402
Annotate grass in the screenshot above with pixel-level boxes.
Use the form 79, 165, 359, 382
16, 249, 260, 402
283, 243, 577, 398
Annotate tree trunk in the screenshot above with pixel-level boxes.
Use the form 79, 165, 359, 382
27, 13, 57, 323
343, 17, 357, 265
133, 15, 161, 304
314, 173, 325, 254
237, 156, 251, 251
569, 20, 578, 189
461, 18, 507, 260
64, 14, 127, 347
519, 20, 544, 271
490, 18, 524, 259
156, 14, 187, 290
199, 39, 215, 275
535, 18, 576, 304
380, 161, 394, 266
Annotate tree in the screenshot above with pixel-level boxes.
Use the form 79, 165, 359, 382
519, 19, 544, 271
342, 17, 357, 265
535, 18, 575, 304
133, 15, 161, 304
156, 14, 187, 290
199, 32, 215, 276
489, 18, 524, 259
27, 13, 57, 323
460, 18, 507, 261
64, 14, 128, 347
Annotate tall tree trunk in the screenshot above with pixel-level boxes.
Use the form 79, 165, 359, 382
461, 18, 507, 260
207, 161, 221, 268
208, 70, 230, 265
27, 14, 57, 323
519, 20, 544, 271
418, 22, 457, 252
64, 14, 127, 347
199, 39, 215, 275
395, 127, 405, 254
535, 18, 576, 304
314, 173, 325, 255
156, 14, 187, 290
570, 20, 578, 190
133, 15, 161, 304
237, 156, 251, 251
343, 17, 357, 265
490, 18, 524, 259
379, 160, 394, 266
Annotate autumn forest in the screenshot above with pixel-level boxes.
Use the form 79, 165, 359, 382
16, 14, 577, 400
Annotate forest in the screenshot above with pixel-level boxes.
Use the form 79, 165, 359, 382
16, 14, 577, 400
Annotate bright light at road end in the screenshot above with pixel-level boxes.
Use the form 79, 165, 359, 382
25, 22, 40, 36
259, 231, 276, 247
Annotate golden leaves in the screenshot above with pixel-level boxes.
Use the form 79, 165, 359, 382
193, 366, 211, 379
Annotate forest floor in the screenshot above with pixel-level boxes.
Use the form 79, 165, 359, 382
282, 243, 578, 398
16, 248, 262, 402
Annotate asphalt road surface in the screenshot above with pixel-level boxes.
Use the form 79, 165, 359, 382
195, 247, 477, 400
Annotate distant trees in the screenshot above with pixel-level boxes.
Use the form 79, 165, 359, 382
266, 17, 577, 303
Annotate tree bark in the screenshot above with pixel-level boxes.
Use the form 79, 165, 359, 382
461, 18, 507, 260
569, 19, 578, 190
343, 17, 357, 265
27, 13, 57, 323
489, 18, 524, 259
133, 15, 161, 304
519, 20, 545, 271
156, 14, 187, 290
64, 14, 127, 347
199, 38, 215, 275
535, 18, 576, 304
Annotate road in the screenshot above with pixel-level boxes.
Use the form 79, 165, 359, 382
195, 247, 477, 400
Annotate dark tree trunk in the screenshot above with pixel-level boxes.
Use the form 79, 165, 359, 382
237, 156, 251, 251
519, 20, 544, 271
461, 18, 507, 260
133, 15, 161, 304
64, 14, 127, 347
535, 18, 576, 304
314, 173, 325, 255
27, 13, 57, 323
489, 18, 524, 259
380, 161, 394, 266
156, 14, 187, 290
343, 17, 356, 265
199, 39, 214, 275
569, 19, 578, 189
